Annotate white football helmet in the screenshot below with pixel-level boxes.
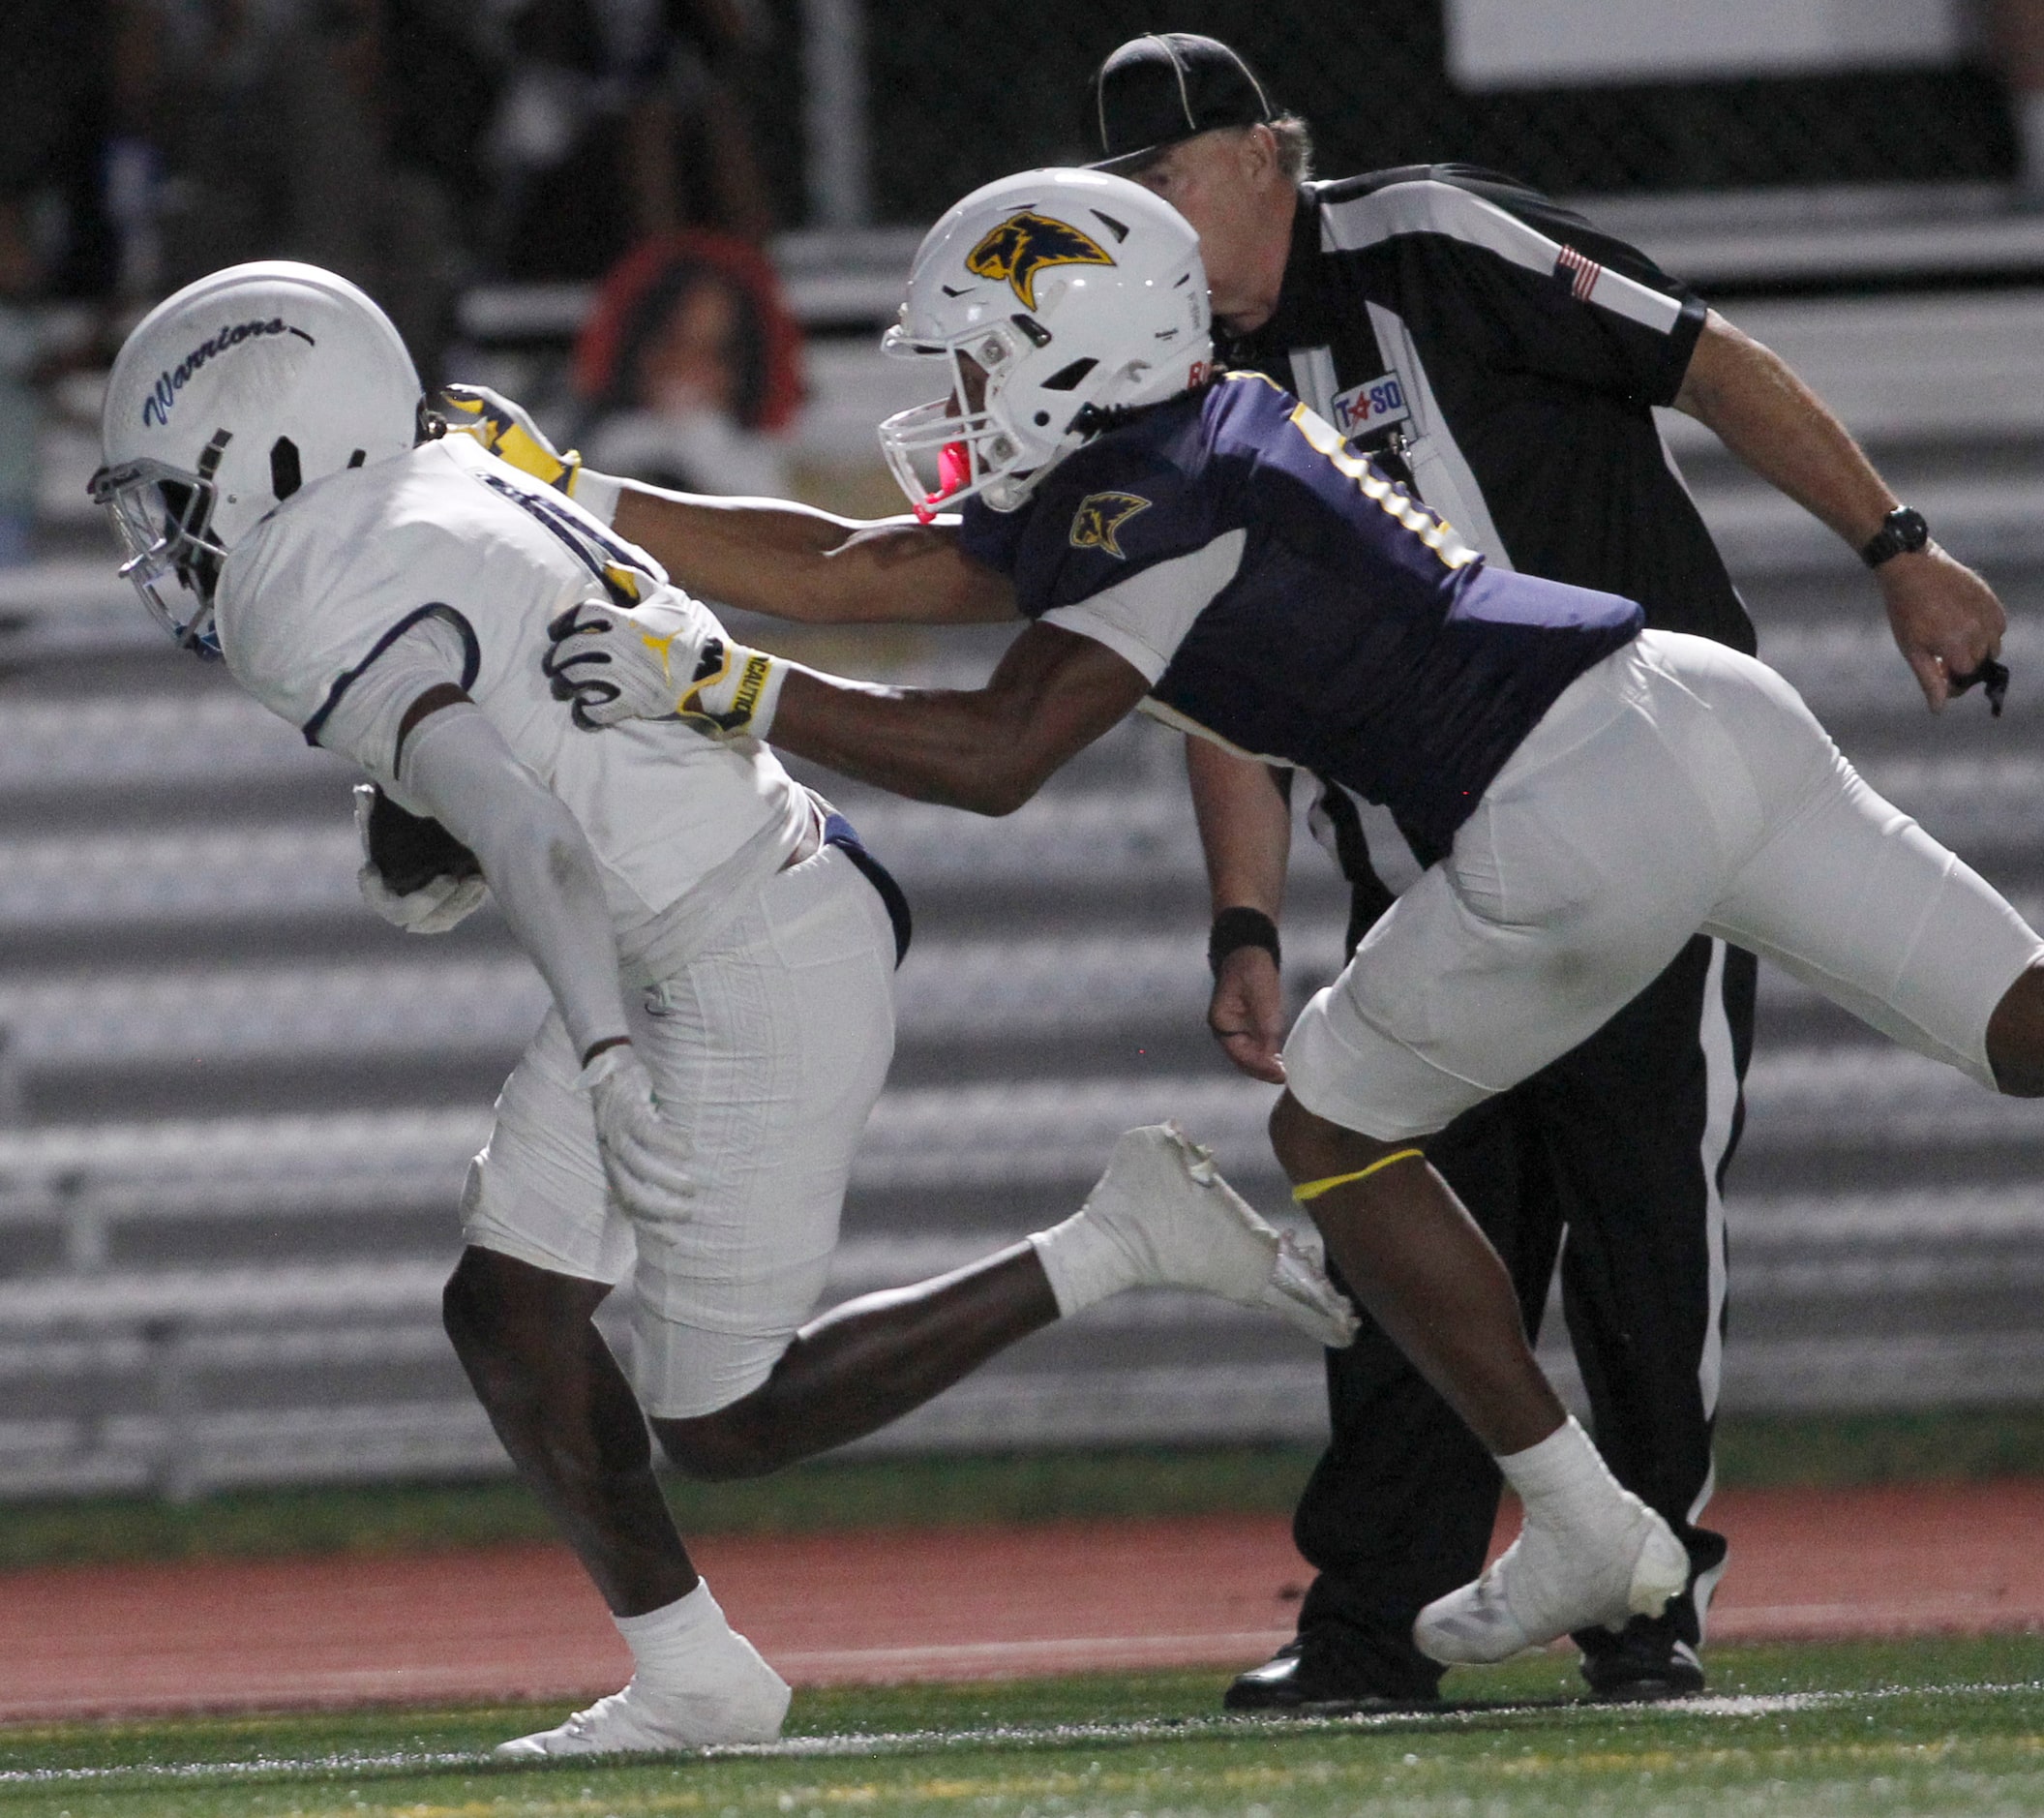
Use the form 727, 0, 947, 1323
92, 260, 423, 654
879, 167, 1212, 517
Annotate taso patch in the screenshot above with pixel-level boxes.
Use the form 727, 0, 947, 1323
1327, 372, 1410, 443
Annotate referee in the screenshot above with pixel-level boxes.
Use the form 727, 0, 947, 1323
1089, 33, 2008, 1708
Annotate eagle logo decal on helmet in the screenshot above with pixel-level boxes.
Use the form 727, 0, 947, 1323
1069, 491, 1152, 559
966, 211, 1115, 310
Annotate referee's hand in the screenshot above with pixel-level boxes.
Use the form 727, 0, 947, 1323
1210, 947, 1288, 1085
1880, 544, 2007, 713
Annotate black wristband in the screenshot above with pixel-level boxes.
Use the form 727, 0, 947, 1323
1209, 907, 1280, 977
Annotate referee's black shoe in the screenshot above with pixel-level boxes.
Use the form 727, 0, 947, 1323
1223, 1637, 1440, 1714
1575, 1615, 1705, 1702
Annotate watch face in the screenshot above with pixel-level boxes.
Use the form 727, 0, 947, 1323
1865, 507, 1930, 566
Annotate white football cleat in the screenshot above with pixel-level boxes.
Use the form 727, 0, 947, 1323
1080, 1123, 1360, 1347
495, 1649, 791, 1758
1412, 1492, 1689, 1666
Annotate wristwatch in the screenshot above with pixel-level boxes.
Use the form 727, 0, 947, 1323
1860, 505, 1930, 569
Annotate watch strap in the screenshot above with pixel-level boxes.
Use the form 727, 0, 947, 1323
1860, 505, 1929, 569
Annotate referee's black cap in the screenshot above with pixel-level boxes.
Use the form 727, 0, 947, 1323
1091, 33, 1276, 172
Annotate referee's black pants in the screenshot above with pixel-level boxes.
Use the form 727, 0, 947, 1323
1287, 932, 1756, 1699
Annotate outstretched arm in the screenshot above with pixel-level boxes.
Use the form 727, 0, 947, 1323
765, 621, 1151, 814
439, 382, 1017, 626
612, 488, 1019, 626
1672, 310, 2005, 709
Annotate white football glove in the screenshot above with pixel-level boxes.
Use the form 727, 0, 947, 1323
352, 784, 489, 934
579, 1044, 698, 1224
541, 587, 786, 739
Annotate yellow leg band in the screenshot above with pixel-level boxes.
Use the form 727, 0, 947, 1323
1291, 1148, 1427, 1203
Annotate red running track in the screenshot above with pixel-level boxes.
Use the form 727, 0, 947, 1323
5, 1480, 2044, 1723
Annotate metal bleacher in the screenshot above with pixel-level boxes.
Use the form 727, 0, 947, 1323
9, 195, 2044, 1499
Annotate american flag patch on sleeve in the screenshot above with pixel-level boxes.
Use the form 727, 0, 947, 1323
1554, 244, 1603, 302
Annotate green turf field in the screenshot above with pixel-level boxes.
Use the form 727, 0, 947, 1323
8, 1636, 2044, 1817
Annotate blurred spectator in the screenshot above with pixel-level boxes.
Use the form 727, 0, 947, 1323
109, 0, 473, 372
0, 201, 41, 566
276, 0, 471, 371
1993, 0, 2044, 201
380, 0, 502, 224
7, 0, 116, 300
111, 1, 290, 292
488, 0, 775, 281
0, 0, 118, 561
571, 231, 800, 494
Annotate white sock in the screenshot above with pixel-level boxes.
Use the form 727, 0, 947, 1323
1027, 1211, 1127, 1317
613, 1579, 731, 1694
1495, 1415, 1621, 1527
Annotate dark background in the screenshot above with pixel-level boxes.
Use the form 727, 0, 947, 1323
738, 0, 2016, 223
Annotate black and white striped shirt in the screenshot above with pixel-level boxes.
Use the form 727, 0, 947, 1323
1221, 163, 1754, 656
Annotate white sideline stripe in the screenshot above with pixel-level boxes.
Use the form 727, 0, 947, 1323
9, 1683, 2037, 1783
1318, 180, 1685, 336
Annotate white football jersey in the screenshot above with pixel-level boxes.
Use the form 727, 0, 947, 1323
216, 433, 807, 932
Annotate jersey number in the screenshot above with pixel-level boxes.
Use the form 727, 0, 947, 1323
1287, 404, 1477, 571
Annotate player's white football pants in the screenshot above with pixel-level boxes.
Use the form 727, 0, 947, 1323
462, 841, 897, 1416
1286, 629, 2044, 1141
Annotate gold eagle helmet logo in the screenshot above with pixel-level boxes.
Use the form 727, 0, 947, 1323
965, 211, 1115, 310
1069, 492, 1153, 560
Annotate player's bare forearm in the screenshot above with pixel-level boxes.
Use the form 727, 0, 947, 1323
610, 485, 1018, 625
768, 623, 1150, 814
1186, 740, 1293, 1084
1674, 309, 2005, 707
1186, 737, 1292, 917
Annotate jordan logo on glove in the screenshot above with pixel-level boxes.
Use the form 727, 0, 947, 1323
543, 590, 789, 742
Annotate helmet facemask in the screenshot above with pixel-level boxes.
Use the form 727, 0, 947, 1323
89, 430, 234, 656
878, 318, 1056, 520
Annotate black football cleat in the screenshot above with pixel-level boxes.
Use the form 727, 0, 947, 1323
1223, 1638, 1439, 1715
1576, 1615, 1706, 1702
